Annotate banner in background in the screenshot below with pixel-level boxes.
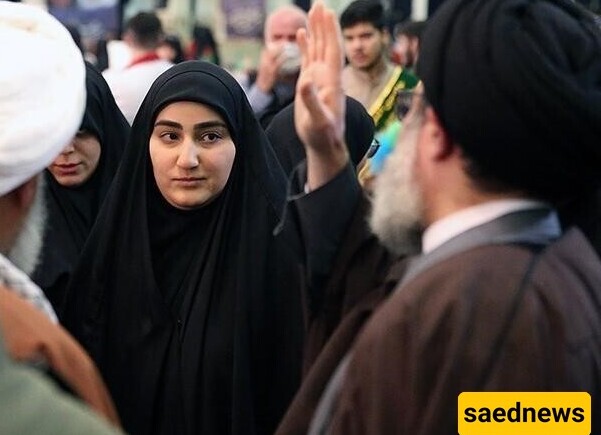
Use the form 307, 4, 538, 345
221, 0, 265, 39
48, 0, 120, 43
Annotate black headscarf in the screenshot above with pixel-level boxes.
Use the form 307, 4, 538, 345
417, 0, 601, 202
265, 96, 375, 175
33, 62, 128, 313
63, 61, 304, 435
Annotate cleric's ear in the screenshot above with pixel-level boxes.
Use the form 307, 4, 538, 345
422, 106, 455, 162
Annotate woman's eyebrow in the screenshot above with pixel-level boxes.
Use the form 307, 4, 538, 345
153, 120, 228, 130
193, 121, 228, 130
153, 120, 182, 129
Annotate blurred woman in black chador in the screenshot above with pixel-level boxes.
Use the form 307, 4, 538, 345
33, 62, 128, 315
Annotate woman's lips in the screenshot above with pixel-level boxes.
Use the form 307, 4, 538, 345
173, 177, 204, 186
55, 163, 80, 175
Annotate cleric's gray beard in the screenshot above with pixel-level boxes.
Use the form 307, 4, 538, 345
369, 123, 423, 256
8, 177, 47, 276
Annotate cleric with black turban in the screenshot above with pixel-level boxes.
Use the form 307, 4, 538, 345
308, 1, 601, 434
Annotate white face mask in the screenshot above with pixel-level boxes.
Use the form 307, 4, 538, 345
278, 41, 301, 74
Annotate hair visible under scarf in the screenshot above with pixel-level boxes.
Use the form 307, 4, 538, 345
417, 0, 601, 202
63, 61, 304, 435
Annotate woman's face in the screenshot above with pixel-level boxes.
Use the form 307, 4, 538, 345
48, 130, 101, 186
149, 101, 236, 210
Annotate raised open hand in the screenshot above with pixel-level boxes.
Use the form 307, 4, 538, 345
294, 1, 349, 189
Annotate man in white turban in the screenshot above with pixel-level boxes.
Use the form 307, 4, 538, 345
0, 2, 121, 431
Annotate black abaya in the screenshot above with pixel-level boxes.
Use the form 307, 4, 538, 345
63, 61, 305, 435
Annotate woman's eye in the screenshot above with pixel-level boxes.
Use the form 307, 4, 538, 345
161, 132, 179, 142
201, 132, 222, 142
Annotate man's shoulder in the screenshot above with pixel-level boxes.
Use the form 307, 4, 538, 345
407, 232, 601, 295
129, 59, 173, 73
105, 60, 172, 84
367, 231, 601, 333
403, 244, 537, 296
394, 65, 419, 89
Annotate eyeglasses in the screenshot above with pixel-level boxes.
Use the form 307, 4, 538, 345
395, 89, 423, 121
365, 138, 380, 158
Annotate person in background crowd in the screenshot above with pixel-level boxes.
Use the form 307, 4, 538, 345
187, 24, 221, 65
307, 0, 601, 432
0, 2, 121, 430
339, 0, 417, 191
103, 11, 173, 124
244, 5, 307, 127
157, 34, 185, 64
32, 62, 129, 316
391, 19, 425, 70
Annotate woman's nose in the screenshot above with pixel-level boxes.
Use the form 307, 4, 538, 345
176, 139, 199, 168
62, 141, 76, 154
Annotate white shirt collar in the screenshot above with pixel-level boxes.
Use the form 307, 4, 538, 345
422, 199, 550, 254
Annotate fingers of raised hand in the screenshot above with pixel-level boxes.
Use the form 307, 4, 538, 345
311, 1, 326, 61
323, 8, 344, 72
303, 2, 343, 76
297, 28, 309, 70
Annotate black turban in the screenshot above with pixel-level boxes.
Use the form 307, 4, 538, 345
417, 0, 601, 202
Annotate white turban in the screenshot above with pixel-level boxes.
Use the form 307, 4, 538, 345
0, 2, 85, 196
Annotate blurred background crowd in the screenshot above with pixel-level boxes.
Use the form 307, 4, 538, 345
14, 0, 599, 78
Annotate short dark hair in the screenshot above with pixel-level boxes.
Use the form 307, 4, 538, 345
125, 12, 163, 50
393, 20, 427, 40
340, 0, 385, 31
161, 34, 185, 63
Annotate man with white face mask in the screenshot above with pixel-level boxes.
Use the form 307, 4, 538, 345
0, 2, 120, 430
245, 4, 307, 127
